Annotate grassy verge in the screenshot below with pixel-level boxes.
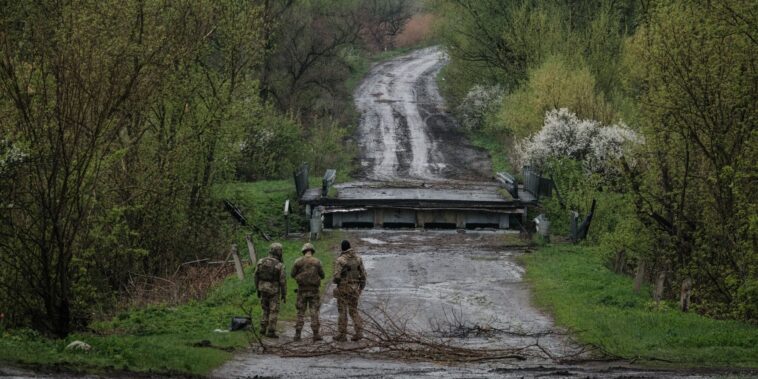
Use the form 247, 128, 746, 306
0, 180, 341, 376
523, 244, 758, 368
469, 131, 513, 176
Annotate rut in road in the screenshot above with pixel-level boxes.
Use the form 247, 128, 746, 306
354, 46, 491, 182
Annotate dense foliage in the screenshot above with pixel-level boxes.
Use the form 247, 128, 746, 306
433, 0, 756, 321
0, 0, 417, 337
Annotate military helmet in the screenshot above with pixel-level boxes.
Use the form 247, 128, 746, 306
301, 243, 315, 254
269, 243, 283, 258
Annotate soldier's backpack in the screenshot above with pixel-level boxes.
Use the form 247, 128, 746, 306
257, 257, 280, 282
340, 255, 364, 282
295, 260, 321, 287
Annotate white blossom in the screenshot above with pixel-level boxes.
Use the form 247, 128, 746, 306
516, 108, 641, 176
0, 139, 27, 176
456, 85, 504, 131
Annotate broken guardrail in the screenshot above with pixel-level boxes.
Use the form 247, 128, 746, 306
322, 169, 336, 197
293, 163, 309, 199
495, 171, 519, 199
522, 166, 553, 200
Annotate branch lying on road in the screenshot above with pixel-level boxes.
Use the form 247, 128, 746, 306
252, 305, 604, 364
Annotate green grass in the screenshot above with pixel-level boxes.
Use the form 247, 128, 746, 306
469, 131, 514, 176
213, 179, 308, 238
0, 180, 342, 376
523, 244, 758, 368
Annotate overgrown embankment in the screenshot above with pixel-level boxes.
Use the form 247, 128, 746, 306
0, 180, 340, 376
524, 244, 758, 368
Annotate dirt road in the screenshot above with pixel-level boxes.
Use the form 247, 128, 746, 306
215, 231, 713, 379
354, 47, 491, 181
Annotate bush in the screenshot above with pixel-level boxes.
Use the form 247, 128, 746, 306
455, 85, 504, 132
237, 107, 303, 181
494, 56, 615, 139
515, 108, 640, 177
305, 120, 356, 177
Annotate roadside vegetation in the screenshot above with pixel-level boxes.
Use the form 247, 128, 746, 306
432, 0, 756, 368
0, 0, 431, 374
432, 0, 756, 324
0, 178, 341, 375
524, 245, 758, 368
0, 236, 339, 376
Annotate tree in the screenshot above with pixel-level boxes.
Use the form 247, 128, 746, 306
265, 0, 363, 119
361, 0, 414, 51
0, 0, 200, 336
623, 0, 757, 319
0, 0, 268, 336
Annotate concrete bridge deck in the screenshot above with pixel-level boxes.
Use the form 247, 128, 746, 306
300, 181, 535, 229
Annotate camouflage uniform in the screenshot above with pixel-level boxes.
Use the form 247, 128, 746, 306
291, 243, 325, 342
333, 246, 367, 341
254, 243, 287, 338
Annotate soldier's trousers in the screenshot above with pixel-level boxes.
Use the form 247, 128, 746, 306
260, 293, 280, 334
336, 286, 362, 336
295, 290, 321, 333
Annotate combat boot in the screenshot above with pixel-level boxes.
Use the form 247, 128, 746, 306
293, 329, 302, 342
351, 333, 363, 342
334, 333, 347, 342
312, 328, 322, 342
266, 329, 279, 339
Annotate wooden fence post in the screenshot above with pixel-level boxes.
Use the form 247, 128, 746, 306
245, 234, 256, 265
231, 244, 245, 280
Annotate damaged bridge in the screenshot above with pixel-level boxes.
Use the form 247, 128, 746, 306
295, 167, 550, 231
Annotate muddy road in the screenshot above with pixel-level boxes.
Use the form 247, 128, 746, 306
215, 231, 716, 379
354, 47, 491, 182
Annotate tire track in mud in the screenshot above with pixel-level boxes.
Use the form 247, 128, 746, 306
354, 47, 491, 182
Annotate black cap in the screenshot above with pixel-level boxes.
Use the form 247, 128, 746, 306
341, 240, 351, 252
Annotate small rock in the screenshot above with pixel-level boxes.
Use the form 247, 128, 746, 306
65, 340, 91, 351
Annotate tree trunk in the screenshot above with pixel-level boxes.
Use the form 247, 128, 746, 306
680, 278, 693, 312
654, 271, 666, 305
613, 249, 626, 274
633, 261, 646, 294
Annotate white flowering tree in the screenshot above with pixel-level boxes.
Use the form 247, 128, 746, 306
515, 108, 640, 176
0, 139, 26, 177
456, 85, 504, 131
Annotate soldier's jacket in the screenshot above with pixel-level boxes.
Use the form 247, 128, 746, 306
333, 250, 366, 291
291, 255, 325, 291
255, 256, 286, 296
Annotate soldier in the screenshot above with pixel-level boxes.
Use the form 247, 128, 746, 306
291, 243, 325, 342
333, 240, 367, 342
254, 243, 287, 338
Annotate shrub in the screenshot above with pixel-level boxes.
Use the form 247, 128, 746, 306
515, 108, 640, 178
455, 85, 504, 132
495, 56, 615, 139
237, 107, 303, 180
305, 120, 356, 177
